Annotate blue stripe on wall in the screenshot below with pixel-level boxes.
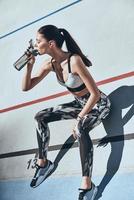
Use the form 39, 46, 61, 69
0, 0, 82, 40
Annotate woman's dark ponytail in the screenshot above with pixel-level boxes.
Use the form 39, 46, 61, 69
59, 28, 92, 67
38, 25, 92, 67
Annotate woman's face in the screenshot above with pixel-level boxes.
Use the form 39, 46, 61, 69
35, 32, 49, 55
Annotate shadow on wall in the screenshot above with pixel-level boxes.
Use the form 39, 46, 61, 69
95, 85, 134, 199
47, 85, 134, 199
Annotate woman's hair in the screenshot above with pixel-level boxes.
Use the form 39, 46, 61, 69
38, 25, 92, 67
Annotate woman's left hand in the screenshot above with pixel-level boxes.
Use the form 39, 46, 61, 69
72, 120, 80, 140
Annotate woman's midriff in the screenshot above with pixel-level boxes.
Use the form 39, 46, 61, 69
70, 87, 90, 98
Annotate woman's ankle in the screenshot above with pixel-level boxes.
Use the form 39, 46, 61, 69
37, 159, 47, 167
80, 176, 92, 190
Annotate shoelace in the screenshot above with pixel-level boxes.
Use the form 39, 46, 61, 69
34, 162, 50, 178
33, 164, 42, 178
78, 189, 88, 200
79, 191, 88, 200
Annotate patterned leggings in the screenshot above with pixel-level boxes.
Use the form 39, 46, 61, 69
35, 92, 111, 177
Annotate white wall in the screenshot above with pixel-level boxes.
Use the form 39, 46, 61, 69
0, 0, 133, 181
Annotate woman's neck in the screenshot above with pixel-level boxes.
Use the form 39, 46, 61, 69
48, 49, 70, 64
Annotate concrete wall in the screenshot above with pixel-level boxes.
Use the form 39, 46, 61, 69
0, 0, 134, 199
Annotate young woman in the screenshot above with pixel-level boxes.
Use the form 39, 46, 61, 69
22, 25, 111, 200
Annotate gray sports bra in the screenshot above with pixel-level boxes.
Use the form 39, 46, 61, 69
51, 53, 86, 92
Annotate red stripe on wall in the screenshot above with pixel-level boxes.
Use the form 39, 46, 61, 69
0, 91, 69, 113
0, 71, 133, 113
97, 71, 134, 85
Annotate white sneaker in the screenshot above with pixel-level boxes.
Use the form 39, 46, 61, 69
78, 183, 98, 200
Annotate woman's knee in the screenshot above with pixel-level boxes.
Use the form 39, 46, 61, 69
34, 107, 53, 122
74, 121, 85, 138
75, 119, 93, 139
34, 112, 40, 121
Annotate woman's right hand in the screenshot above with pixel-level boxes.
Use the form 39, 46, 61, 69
25, 49, 36, 67
27, 54, 35, 66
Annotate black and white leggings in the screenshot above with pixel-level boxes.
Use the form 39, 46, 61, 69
35, 92, 111, 177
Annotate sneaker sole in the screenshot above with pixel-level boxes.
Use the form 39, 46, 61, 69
32, 163, 55, 188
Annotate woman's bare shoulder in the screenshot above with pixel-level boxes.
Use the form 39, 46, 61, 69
40, 58, 54, 71
69, 54, 86, 73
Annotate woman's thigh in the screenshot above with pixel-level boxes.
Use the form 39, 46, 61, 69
35, 100, 82, 123
77, 93, 111, 133
78, 109, 101, 133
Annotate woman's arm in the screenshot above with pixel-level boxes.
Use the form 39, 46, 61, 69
71, 55, 101, 118
22, 58, 52, 91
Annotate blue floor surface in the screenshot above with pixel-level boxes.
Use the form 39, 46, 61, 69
0, 172, 133, 200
